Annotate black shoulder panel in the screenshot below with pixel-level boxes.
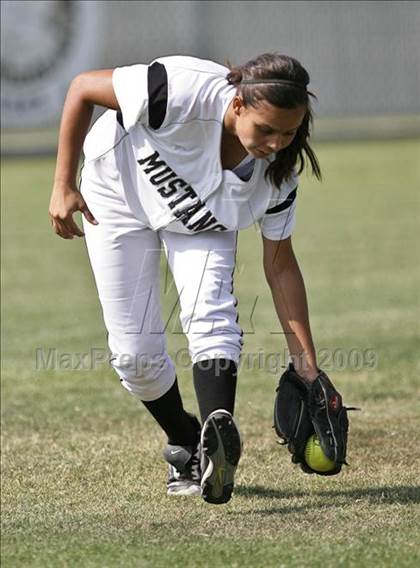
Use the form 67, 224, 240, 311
266, 187, 298, 214
116, 110, 125, 130
148, 62, 168, 130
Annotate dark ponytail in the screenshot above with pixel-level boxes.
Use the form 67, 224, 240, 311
227, 53, 321, 188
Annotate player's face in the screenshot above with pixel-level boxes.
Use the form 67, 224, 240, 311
233, 98, 306, 158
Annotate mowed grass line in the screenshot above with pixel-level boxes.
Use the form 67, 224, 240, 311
1, 140, 420, 567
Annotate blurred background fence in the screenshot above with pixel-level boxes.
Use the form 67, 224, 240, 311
1, 0, 420, 155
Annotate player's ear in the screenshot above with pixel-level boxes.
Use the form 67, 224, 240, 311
232, 95, 245, 116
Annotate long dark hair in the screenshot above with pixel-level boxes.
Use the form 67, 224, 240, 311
226, 53, 321, 188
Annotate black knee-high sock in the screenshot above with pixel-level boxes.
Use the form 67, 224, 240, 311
142, 379, 198, 446
193, 358, 237, 423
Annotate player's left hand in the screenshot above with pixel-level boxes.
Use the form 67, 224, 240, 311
273, 364, 354, 476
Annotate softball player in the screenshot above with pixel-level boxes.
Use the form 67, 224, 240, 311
49, 53, 324, 505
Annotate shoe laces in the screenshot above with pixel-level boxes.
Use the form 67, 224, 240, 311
188, 443, 201, 483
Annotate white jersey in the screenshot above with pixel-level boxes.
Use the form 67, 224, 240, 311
83, 56, 298, 240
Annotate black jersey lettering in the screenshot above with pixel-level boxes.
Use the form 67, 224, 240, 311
187, 211, 220, 232
157, 185, 177, 199
208, 225, 228, 232
150, 168, 177, 185
168, 178, 188, 192
138, 149, 228, 233
167, 186, 197, 209
174, 201, 204, 221
138, 151, 167, 174
158, 178, 188, 198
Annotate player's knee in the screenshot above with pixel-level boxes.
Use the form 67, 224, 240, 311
110, 351, 176, 401
186, 324, 243, 366
181, 301, 243, 365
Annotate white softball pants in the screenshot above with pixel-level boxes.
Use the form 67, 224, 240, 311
80, 154, 243, 401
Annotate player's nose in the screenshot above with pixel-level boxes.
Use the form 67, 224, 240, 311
267, 134, 287, 153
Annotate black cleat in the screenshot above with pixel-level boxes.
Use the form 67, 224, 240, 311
163, 442, 202, 496
200, 409, 242, 505
163, 415, 202, 496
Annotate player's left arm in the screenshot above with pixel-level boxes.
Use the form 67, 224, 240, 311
264, 235, 355, 472
262, 235, 318, 380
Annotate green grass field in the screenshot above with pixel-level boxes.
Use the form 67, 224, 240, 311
1, 140, 420, 567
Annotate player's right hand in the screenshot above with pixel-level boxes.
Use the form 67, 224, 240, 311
48, 183, 98, 239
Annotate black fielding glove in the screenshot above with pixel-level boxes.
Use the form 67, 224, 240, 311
307, 371, 349, 466
274, 365, 355, 476
273, 366, 315, 467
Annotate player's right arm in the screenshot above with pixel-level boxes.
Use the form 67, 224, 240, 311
49, 69, 120, 239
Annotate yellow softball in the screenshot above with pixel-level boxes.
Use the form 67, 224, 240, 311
304, 434, 336, 472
